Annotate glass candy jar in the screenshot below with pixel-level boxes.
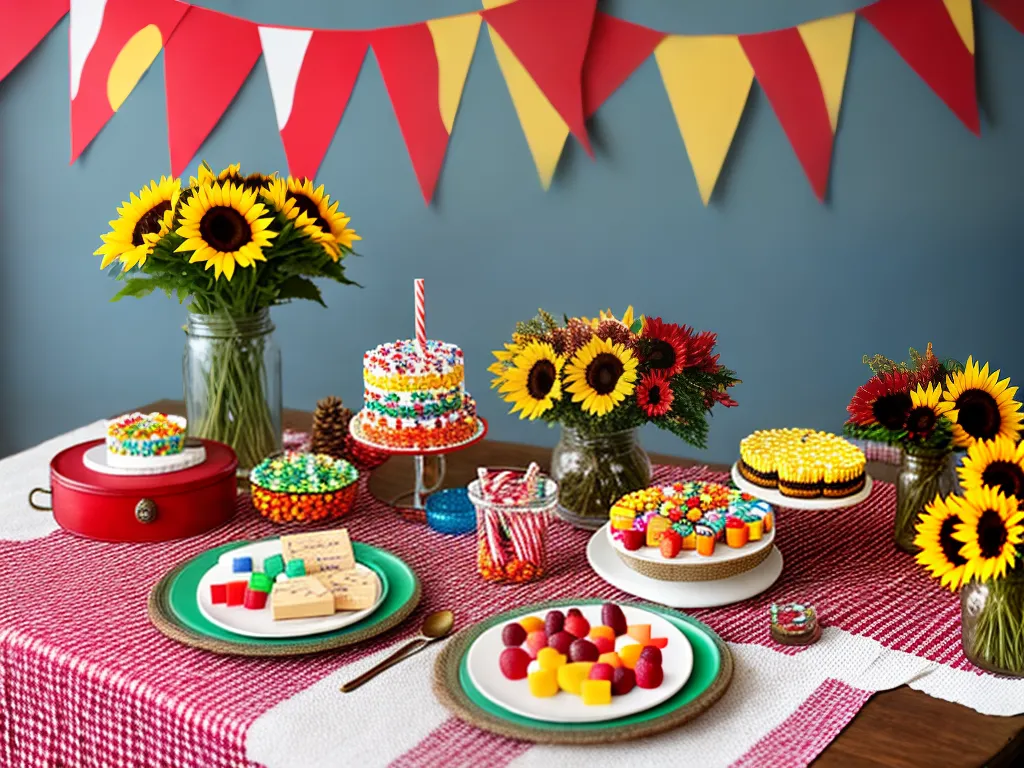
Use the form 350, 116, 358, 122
469, 477, 558, 583
184, 309, 282, 476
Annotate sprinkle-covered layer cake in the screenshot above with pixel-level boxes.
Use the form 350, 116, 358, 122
106, 412, 186, 458
739, 428, 866, 499
361, 339, 477, 449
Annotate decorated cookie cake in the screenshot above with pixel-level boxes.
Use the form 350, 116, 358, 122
106, 412, 187, 461
739, 428, 866, 499
360, 339, 478, 449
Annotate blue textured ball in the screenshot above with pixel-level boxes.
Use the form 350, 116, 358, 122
425, 488, 476, 536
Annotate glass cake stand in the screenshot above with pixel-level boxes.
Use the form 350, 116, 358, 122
349, 413, 488, 522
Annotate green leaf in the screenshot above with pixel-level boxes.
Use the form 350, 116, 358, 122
630, 318, 643, 334
276, 276, 325, 307
110, 279, 157, 302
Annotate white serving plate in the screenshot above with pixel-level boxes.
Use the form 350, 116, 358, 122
196, 539, 384, 639
83, 443, 207, 475
588, 524, 784, 609
466, 603, 692, 724
607, 515, 775, 565
730, 463, 873, 510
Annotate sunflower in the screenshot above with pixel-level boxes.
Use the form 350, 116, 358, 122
959, 436, 1024, 500
952, 486, 1024, 582
189, 162, 239, 188
582, 306, 637, 330
914, 494, 970, 591
261, 177, 338, 253
564, 336, 639, 416
174, 181, 277, 281
285, 177, 360, 259
496, 341, 564, 420
905, 383, 944, 440
847, 370, 913, 430
95, 176, 181, 271
641, 317, 691, 376
636, 371, 674, 417
936, 357, 1023, 447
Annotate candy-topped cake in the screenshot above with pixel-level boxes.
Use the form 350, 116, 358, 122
739, 428, 866, 498
106, 412, 187, 459
360, 339, 478, 449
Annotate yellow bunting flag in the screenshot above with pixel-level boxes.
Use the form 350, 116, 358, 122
798, 13, 855, 133
943, 0, 975, 54
654, 35, 753, 206
482, 0, 569, 190
426, 13, 483, 134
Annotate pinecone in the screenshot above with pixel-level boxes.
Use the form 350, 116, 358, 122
310, 396, 352, 460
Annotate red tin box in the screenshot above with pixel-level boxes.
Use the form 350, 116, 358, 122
32, 439, 238, 542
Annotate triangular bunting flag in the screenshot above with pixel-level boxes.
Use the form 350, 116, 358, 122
798, 13, 855, 132
984, 0, 1024, 34
482, 0, 569, 190
944, 0, 976, 53
261, 27, 368, 181
70, 0, 188, 163
482, 0, 596, 156
372, 16, 480, 204
860, 0, 979, 134
739, 28, 836, 202
164, 7, 262, 177
0, 0, 67, 83
654, 35, 753, 206
582, 12, 665, 118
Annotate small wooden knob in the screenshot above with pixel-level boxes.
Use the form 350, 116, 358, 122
135, 498, 158, 524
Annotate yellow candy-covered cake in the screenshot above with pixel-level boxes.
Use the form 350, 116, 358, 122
361, 339, 477, 449
740, 428, 865, 499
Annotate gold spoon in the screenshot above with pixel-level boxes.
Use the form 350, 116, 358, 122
340, 610, 455, 693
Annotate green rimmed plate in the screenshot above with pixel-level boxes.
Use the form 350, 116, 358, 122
433, 599, 731, 744
148, 539, 420, 656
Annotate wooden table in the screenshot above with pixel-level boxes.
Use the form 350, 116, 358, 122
146, 400, 1024, 767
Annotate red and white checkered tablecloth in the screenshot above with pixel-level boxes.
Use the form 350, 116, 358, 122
0, 459, 1013, 768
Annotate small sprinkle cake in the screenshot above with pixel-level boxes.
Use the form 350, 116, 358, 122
106, 412, 187, 458
361, 339, 478, 449
739, 428, 866, 499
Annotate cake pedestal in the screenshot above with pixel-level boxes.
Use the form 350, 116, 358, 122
730, 462, 874, 510
349, 414, 488, 522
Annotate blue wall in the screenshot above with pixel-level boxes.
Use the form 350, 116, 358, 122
1, 1, 1022, 461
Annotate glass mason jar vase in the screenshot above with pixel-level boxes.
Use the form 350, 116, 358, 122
961, 570, 1024, 677
894, 449, 955, 554
184, 309, 282, 476
550, 427, 651, 529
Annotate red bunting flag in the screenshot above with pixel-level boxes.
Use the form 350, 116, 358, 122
984, 0, 1024, 33
482, 0, 597, 156
860, 0, 979, 134
261, 28, 368, 181
70, 0, 188, 163
0, 0, 68, 83
164, 7, 262, 177
582, 12, 665, 118
739, 28, 836, 202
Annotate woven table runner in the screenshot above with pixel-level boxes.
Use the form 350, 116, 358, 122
1, 428, 1021, 768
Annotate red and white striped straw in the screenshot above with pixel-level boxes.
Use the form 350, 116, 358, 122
414, 278, 426, 357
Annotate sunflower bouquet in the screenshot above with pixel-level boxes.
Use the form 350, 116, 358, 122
489, 308, 738, 524
95, 162, 361, 470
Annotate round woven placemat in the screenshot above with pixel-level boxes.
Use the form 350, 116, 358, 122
433, 599, 733, 744
615, 541, 773, 582
147, 561, 421, 657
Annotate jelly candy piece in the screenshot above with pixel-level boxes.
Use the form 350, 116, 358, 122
210, 584, 228, 604
618, 643, 644, 670
519, 616, 545, 634
548, 631, 574, 656
581, 679, 612, 705
646, 517, 671, 547
635, 658, 664, 689
243, 587, 268, 609
225, 581, 247, 606
232, 556, 253, 573
263, 554, 285, 581
536, 647, 567, 671
588, 663, 615, 682
612, 666, 636, 695
647, 636, 669, 649
627, 624, 652, 644
588, 625, 615, 642
285, 559, 306, 578
528, 669, 559, 698
610, 505, 636, 531
544, 611, 565, 636
601, 604, 628, 636
590, 635, 614, 655
502, 623, 527, 647
525, 630, 549, 659
556, 662, 595, 695
620, 530, 644, 551
249, 572, 273, 593
569, 638, 600, 663
499, 647, 531, 680
639, 646, 662, 665
597, 652, 622, 668
563, 614, 590, 639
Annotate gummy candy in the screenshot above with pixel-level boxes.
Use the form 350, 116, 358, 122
528, 669, 558, 698
499, 647, 531, 680
519, 616, 545, 634
597, 652, 622, 668
536, 647, 566, 671
556, 662, 595, 695
502, 623, 527, 647
627, 625, 652, 644
581, 679, 612, 705
618, 643, 644, 670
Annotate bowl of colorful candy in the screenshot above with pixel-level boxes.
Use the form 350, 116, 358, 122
249, 452, 359, 524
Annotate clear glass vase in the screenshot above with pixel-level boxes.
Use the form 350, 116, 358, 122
894, 449, 955, 554
550, 427, 651, 530
961, 570, 1024, 677
184, 309, 282, 476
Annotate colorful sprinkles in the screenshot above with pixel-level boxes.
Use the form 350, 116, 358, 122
106, 412, 186, 457
249, 452, 360, 524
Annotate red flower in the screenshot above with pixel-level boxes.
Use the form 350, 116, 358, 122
847, 370, 913, 430
689, 331, 719, 371
640, 317, 691, 376
686, 497, 702, 509
636, 371, 674, 417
